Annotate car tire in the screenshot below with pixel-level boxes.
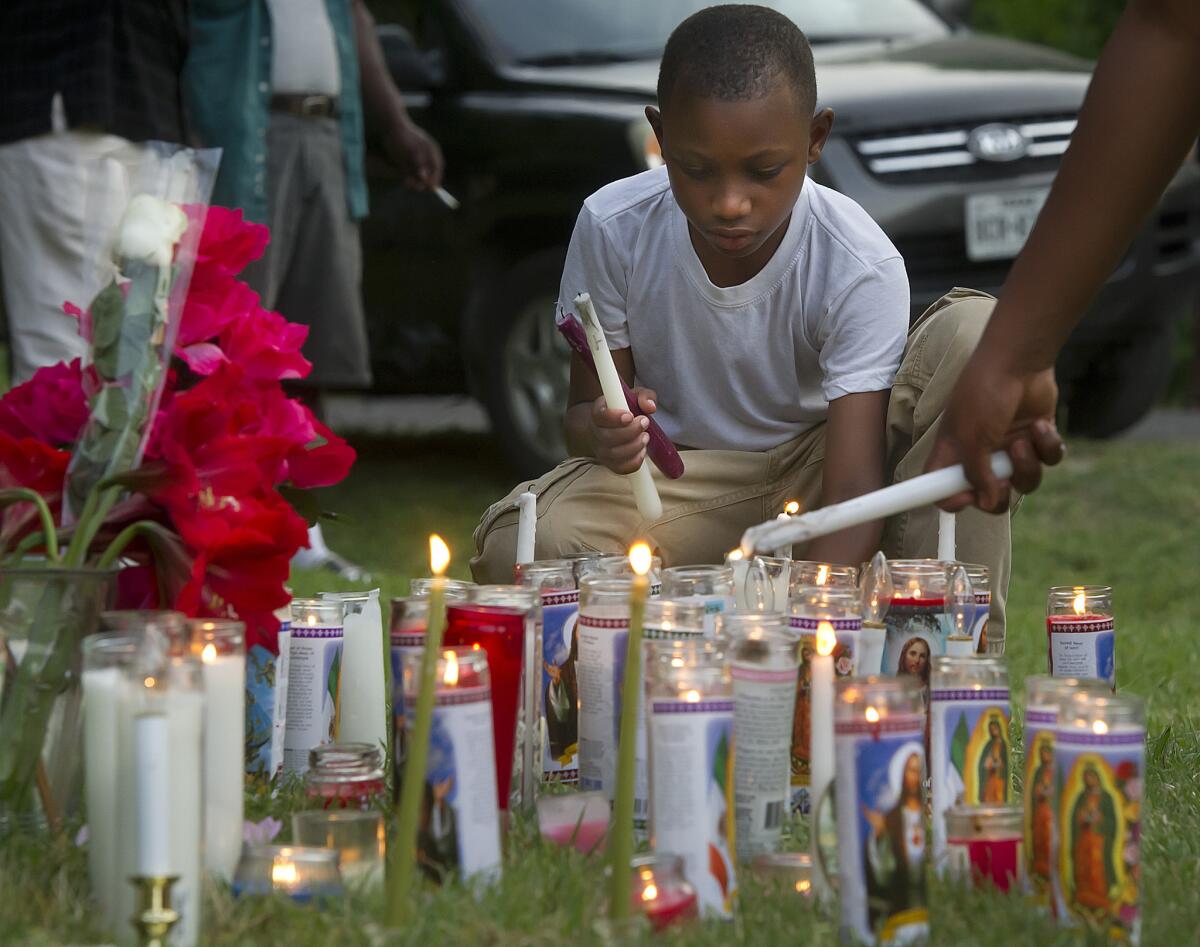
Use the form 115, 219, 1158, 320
471, 248, 572, 478
1062, 319, 1174, 439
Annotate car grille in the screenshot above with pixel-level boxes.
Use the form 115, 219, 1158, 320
854, 114, 1076, 183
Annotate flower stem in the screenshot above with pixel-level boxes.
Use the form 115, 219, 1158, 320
96, 520, 158, 570
0, 489, 61, 563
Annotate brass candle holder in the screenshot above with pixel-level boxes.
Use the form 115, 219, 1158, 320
129, 874, 180, 947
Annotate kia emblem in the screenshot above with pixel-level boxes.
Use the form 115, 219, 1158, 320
968, 123, 1028, 162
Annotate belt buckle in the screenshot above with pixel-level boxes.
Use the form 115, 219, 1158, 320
300, 95, 327, 117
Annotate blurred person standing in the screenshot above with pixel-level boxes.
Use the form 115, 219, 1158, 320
185, 0, 443, 577
0, 1, 188, 383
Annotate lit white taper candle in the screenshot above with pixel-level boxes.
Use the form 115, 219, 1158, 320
938, 509, 956, 562
516, 491, 537, 565
809, 621, 836, 904
575, 292, 663, 522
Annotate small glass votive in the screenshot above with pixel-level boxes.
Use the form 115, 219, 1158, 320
631, 853, 699, 931
537, 790, 609, 854
232, 844, 343, 902
789, 561, 859, 591
410, 576, 476, 598
291, 810, 385, 886
751, 851, 815, 897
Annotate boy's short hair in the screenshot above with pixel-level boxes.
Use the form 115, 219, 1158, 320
657, 4, 817, 114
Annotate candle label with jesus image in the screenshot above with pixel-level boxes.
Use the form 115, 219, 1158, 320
405, 679, 503, 881
541, 589, 581, 784
1052, 727, 1143, 942
1047, 616, 1116, 688
647, 697, 738, 918
834, 712, 929, 947
928, 688, 1012, 864
788, 616, 857, 815
283, 624, 344, 775
882, 602, 953, 687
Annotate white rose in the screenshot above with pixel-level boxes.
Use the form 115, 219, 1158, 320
113, 194, 188, 268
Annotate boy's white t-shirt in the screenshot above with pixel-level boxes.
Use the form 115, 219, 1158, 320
558, 166, 910, 453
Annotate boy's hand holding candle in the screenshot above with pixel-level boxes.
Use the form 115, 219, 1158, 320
589, 388, 659, 475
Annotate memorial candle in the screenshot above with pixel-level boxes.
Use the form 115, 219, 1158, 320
321, 590, 387, 754
809, 622, 836, 903
133, 684, 171, 877
609, 541, 652, 921
1046, 585, 1115, 689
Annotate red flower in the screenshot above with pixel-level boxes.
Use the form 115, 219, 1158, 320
0, 360, 88, 447
219, 307, 312, 381
187, 205, 269, 277
0, 433, 71, 548
177, 271, 259, 351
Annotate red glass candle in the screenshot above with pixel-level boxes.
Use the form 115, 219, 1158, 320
631, 854, 699, 931
1045, 585, 1115, 688
444, 603, 525, 811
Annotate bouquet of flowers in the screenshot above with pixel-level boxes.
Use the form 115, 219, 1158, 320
0, 147, 354, 814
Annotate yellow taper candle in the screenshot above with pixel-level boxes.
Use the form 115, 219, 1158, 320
610, 541, 653, 920
386, 534, 450, 926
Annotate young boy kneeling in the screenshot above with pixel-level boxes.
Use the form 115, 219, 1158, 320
471, 5, 1011, 633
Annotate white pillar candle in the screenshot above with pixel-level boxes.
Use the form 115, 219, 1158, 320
191, 620, 246, 882
938, 509, 956, 562
809, 622, 836, 904
322, 591, 387, 753
574, 292, 663, 522
742, 452, 1015, 554
134, 708, 172, 876
165, 660, 205, 947
516, 491, 537, 565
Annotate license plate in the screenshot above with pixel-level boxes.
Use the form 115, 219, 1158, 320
964, 187, 1049, 261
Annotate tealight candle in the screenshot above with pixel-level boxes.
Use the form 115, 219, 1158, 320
1046, 585, 1115, 688
285, 598, 345, 775
751, 851, 814, 897
1051, 689, 1144, 942
631, 853, 699, 931
189, 619, 246, 882
233, 844, 343, 901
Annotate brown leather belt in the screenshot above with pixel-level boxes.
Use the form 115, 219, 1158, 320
270, 93, 339, 118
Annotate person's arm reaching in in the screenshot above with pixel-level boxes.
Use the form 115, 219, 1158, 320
926, 0, 1200, 512
351, 0, 444, 190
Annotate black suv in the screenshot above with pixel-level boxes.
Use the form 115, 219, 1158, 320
363, 0, 1200, 475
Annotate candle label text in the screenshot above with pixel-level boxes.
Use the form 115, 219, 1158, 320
1047, 617, 1116, 689
283, 624, 343, 775
576, 611, 628, 800
732, 663, 798, 857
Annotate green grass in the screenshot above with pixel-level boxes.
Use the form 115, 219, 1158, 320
3, 436, 1199, 945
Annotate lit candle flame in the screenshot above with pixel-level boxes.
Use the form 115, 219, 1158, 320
784, 500, 800, 516
430, 534, 450, 576
816, 621, 837, 657
670, 657, 684, 668
1073, 587, 1086, 615
865, 706, 880, 724
143, 676, 156, 689
727, 548, 744, 562
443, 650, 459, 686
629, 541, 653, 577
272, 859, 298, 885
816, 564, 830, 586
641, 883, 658, 902
201, 642, 218, 664
796, 879, 812, 894
684, 689, 701, 703
1093, 720, 1109, 735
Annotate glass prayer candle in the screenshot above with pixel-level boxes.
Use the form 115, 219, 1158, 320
645, 638, 737, 919
304, 742, 386, 810
188, 618, 246, 882
388, 595, 430, 783
721, 612, 800, 858
788, 586, 860, 815
751, 851, 815, 897
516, 560, 580, 785
1051, 689, 1144, 942
537, 789, 609, 854
882, 560, 951, 690
1046, 585, 1115, 688
464, 585, 541, 810
100, 609, 187, 649
576, 575, 635, 801
634, 599, 707, 837
790, 560, 860, 591
945, 804, 1023, 892
285, 598, 345, 775
833, 676, 929, 947
410, 576, 476, 598
560, 551, 605, 582
958, 564, 993, 654
595, 552, 663, 595
928, 656, 1011, 869
233, 844, 343, 901
726, 552, 790, 612
660, 564, 736, 636
291, 809, 385, 887
1022, 675, 1108, 905
320, 590, 386, 753
631, 853, 700, 931
443, 602, 527, 812
401, 647, 503, 882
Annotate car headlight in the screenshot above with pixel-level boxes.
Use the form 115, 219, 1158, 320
628, 120, 663, 170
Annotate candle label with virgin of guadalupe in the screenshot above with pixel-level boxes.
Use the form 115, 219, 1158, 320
406, 683, 503, 880
788, 616, 857, 814
283, 623, 343, 775
1052, 725, 1144, 941
1047, 616, 1116, 688
834, 711, 929, 946
972, 589, 991, 654
541, 588, 581, 783
576, 612, 628, 799
647, 695, 737, 918
732, 661, 797, 855
1024, 703, 1058, 903
929, 686, 1012, 864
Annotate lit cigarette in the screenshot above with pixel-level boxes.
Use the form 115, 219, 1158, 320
434, 186, 460, 210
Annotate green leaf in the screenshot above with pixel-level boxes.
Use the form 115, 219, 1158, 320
89, 281, 126, 380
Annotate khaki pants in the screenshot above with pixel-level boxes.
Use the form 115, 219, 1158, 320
472, 289, 1011, 636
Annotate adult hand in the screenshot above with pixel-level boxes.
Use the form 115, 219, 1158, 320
925, 351, 1065, 514
383, 119, 444, 191
589, 387, 657, 475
